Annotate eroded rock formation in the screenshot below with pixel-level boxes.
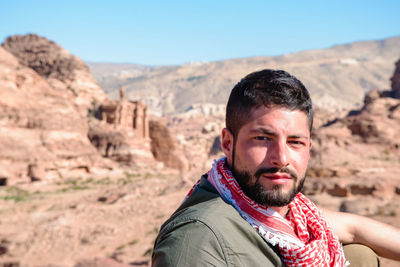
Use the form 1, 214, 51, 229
307, 58, 400, 205
0, 45, 113, 183
391, 59, 400, 98
99, 99, 149, 139
87, 118, 155, 167
0, 34, 190, 183
3, 34, 84, 82
149, 120, 188, 172
2, 34, 107, 116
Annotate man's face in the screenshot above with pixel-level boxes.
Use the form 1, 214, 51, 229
221, 106, 312, 207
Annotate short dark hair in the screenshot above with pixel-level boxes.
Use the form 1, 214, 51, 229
226, 69, 313, 137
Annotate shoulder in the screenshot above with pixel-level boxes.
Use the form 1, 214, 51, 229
157, 183, 239, 242
153, 217, 228, 266
152, 186, 233, 266
152, 177, 284, 267
160, 175, 242, 233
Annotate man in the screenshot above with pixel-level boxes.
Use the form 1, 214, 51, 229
152, 70, 400, 266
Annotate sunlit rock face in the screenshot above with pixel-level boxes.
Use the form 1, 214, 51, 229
2, 33, 107, 116
0, 44, 110, 183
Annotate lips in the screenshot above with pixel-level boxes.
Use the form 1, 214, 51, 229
264, 174, 291, 179
261, 173, 292, 184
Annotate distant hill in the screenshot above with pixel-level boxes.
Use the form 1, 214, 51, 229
88, 36, 400, 115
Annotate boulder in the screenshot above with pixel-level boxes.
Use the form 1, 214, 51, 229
149, 120, 188, 172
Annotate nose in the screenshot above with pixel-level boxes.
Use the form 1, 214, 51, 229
268, 140, 289, 168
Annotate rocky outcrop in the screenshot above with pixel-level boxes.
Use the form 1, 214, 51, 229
87, 90, 156, 167
312, 58, 400, 166
3, 34, 84, 82
308, 58, 400, 206
0, 34, 115, 183
0, 45, 114, 183
99, 99, 149, 139
391, 59, 400, 98
0, 34, 188, 182
149, 120, 188, 172
345, 97, 400, 143
87, 120, 125, 158
2, 34, 107, 116
311, 97, 400, 171
88, 119, 155, 167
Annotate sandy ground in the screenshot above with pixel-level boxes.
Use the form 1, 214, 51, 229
0, 167, 399, 266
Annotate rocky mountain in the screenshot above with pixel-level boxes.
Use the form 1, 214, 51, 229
0, 34, 184, 185
3, 34, 108, 116
0, 40, 111, 184
88, 36, 400, 115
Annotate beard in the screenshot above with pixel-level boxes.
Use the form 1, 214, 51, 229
231, 165, 306, 207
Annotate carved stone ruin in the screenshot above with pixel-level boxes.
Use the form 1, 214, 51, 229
99, 98, 149, 139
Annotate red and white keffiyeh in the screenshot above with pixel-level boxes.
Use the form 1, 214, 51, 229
186, 157, 348, 267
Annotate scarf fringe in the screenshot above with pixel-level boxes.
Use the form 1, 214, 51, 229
256, 225, 304, 249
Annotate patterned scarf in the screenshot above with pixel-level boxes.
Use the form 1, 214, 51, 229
186, 157, 348, 267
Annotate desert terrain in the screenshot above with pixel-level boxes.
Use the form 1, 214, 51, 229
0, 34, 400, 266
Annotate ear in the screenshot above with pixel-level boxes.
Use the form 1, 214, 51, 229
221, 128, 234, 165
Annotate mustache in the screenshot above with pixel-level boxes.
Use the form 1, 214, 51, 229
254, 167, 298, 180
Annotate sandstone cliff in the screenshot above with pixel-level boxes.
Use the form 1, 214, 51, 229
0, 34, 189, 184
0, 39, 121, 184
2, 34, 107, 116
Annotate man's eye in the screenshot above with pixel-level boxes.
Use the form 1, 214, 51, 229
254, 136, 269, 141
289, 140, 304, 146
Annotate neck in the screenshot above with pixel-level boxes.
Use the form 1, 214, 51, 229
270, 205, 290, 217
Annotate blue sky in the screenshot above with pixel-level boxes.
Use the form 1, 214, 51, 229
1, 0, 399, 65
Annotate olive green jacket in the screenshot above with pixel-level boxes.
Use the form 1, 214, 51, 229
152, 175, 285, 266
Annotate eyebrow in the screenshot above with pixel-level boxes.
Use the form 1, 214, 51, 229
249, 128, 309, 139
